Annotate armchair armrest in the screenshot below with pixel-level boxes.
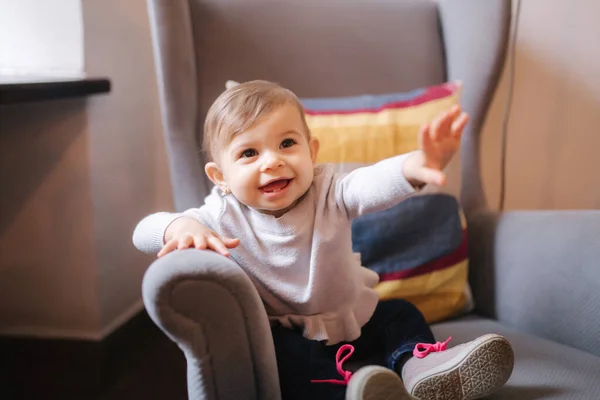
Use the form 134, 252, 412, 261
142, 249, 281, 400
468, 210, 600, 356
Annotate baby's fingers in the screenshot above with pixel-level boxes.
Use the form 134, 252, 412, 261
177, 235, 194, 250
193, 235, 208, 250
158, 239, 179, 257
208, 237, 231, 257
451, 113, 469, 138
222, 237, 240, 249
431, 105, 460, 140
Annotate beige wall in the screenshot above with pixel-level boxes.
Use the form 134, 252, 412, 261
0, 0, 172, 339
0, 100, 100, 338
82, 0, 173, 335
481, 0, 600, 211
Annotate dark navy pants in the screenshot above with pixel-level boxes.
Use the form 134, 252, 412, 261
272, 299, 435, 400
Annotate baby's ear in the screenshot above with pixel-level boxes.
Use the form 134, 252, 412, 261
225, 80, 240, 90
205, 162, 226, 187
309, 136, 320, 164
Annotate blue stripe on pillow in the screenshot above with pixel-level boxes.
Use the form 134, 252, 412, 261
300, 88, 426, 112
351, 194, 463, 274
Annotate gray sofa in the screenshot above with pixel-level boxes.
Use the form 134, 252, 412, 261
141, 0, 600, 399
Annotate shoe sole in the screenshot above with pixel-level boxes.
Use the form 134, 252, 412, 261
347, 366, 413, 400
412, 334, 514, 400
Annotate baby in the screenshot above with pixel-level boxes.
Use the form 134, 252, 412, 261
133, 80, 514, 400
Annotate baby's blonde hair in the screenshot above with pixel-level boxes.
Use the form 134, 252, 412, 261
203, 80, 310, 160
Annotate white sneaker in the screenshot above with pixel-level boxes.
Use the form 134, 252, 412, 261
346, 365, 414, 400
402, 334, 514, 400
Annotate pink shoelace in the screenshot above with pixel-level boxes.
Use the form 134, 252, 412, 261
413, 336, 452, 359
311, 344, 355, 385
310, 337, 453, 386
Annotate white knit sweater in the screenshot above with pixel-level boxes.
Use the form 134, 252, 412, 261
133, 154, 415, 345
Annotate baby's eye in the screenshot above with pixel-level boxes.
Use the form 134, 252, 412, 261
280, 138, 296, 149
240, 149, 257, 158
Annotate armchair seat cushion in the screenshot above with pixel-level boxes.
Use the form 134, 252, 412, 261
432, 316, 600, 400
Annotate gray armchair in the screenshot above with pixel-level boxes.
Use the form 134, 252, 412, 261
142, 1, 600, 399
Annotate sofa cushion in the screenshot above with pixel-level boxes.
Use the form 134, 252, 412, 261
431, 317, 600, 399
351, 193, 470, 323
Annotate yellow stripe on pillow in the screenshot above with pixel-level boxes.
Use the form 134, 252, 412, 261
375, 259, 469, 323
314, 123, 421, 164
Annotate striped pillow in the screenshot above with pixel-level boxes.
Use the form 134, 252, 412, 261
300, 82, 474, 323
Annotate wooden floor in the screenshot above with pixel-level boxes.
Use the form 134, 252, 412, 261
93, 325, 188, 400
3, 316, 188, 400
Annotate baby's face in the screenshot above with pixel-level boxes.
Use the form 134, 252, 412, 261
217, 103, 319, 217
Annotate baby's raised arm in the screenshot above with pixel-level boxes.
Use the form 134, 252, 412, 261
334, 153, 417, 220
335, 105, 467, 220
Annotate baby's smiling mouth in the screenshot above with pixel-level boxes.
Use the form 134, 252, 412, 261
260, 178, 292, 193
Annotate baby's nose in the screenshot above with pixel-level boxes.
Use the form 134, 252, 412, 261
261, 153, 285, 171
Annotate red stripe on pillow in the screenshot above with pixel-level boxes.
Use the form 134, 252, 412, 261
305, 84, 457, 116
378, 229, 468, 282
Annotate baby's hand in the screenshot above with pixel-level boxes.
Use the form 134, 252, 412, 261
421, 104, 469, 172
158, 217, 240, 258
404, 105, 469, 187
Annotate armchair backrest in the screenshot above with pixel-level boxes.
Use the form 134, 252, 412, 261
147, 0, 511, 215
